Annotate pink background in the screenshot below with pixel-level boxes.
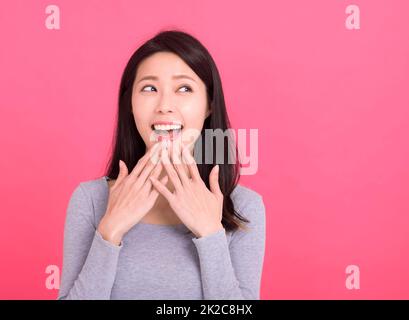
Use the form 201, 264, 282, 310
1, 0, 408, 299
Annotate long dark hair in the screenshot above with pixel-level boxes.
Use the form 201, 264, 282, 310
104, 29, 249, 232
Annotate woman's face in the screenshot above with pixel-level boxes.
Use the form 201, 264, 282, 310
132, 51, 210, 152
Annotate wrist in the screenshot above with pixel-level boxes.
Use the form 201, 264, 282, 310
196, 222, 224, 238
97, 218, 123, 246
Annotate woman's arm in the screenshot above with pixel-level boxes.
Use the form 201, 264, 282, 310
192, 192, 266, 300
58, 183, 123, 300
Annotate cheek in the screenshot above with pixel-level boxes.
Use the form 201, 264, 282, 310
132, 99, 152, 138
132, 94, 154, 119
180, 98, 208, 129
133, 117, 150, 143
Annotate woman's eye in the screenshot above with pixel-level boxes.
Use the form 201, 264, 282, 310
178, 85, 192, 92
141, 85, 156, 92
140, 85, 192, 92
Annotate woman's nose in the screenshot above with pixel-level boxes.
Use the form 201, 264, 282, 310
155, 93, 176, 113
155, 104, 175, 113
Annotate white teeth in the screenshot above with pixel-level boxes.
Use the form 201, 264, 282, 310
153, 124, 182, 131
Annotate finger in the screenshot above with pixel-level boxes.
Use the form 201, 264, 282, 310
140, 161, 163, 194
114, 160, 128, 188
147, 174, 168, 198
136, 152, 162, 187
150, 175, 174, 202
129, 142, 161, 180
150, 160, 163, 179
180, 143, 193, 179
161, 145, 183, 191
209, 165, 223, 198
146, 175, 169, 207
171, 140, 190, 186
182, 147, 201, 181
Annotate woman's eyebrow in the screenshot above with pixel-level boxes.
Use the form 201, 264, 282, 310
136, 74, 197, 83
172, 74, 197, 83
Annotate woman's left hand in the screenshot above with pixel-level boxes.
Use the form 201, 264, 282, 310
150, 142, 224, 238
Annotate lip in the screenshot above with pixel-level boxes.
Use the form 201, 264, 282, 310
151, 121, 184, 131
151, 120, 184, 142
151, 120, 183, 126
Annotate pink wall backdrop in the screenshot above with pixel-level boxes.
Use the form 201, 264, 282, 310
0, 0, 408, 299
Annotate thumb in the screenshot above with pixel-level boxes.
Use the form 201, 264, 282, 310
209, 165, 222, 198
115, 160, 128, 187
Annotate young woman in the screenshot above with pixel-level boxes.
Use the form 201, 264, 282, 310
58, 30, 266, 300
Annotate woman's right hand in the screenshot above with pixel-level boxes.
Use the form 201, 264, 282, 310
97, 142, 167, 245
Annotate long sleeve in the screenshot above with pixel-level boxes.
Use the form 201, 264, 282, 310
58, 183, 123, 300
192, 193, 266, 300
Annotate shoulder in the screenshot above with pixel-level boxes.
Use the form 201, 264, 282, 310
75, 176, 109, 212
231, 184, 263, 205
66, 176, 108, 221
230, 184, 265, 229
231, 184, 264, 213
77, 176, 108, 198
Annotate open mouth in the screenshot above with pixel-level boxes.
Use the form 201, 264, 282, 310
151, 123, 184, 141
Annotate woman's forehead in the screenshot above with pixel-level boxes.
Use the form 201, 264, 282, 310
136, 52, 198, 81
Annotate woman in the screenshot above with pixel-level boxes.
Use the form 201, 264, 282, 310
58, 30, 266, 300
